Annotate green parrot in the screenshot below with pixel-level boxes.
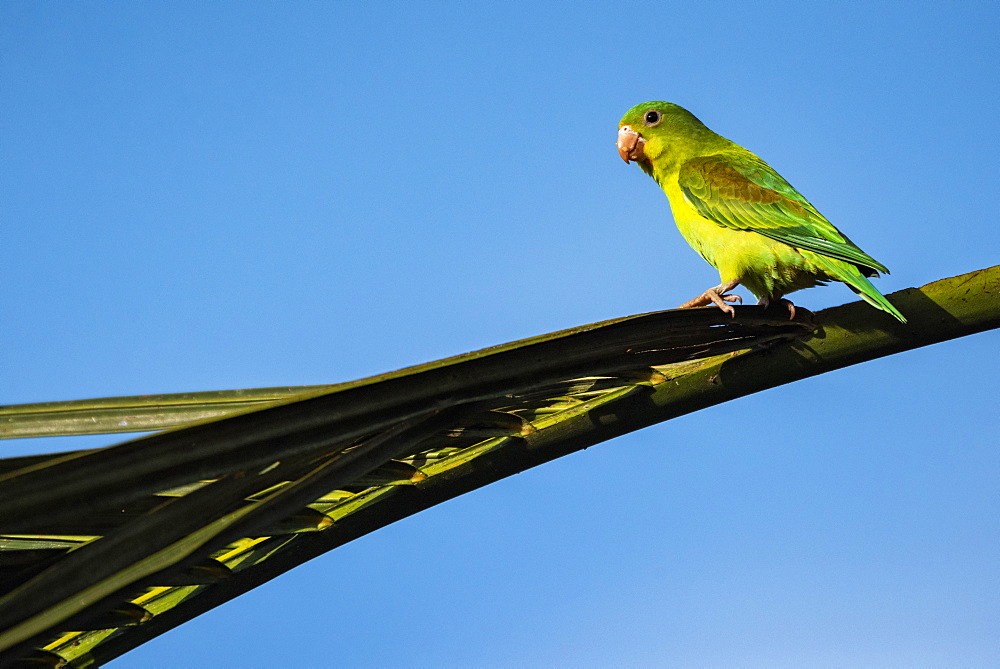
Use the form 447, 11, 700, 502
617, 101, 906, 322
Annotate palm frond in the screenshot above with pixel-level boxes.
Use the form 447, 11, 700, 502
0, 266, 997, 667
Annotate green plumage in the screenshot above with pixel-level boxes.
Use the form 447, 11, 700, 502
618, 101, 906, 322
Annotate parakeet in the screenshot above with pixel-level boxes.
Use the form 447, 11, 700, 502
617, 101, 905, 322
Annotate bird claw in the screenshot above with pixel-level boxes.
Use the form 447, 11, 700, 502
758, 297, 797, 320
680, 288, 742, 317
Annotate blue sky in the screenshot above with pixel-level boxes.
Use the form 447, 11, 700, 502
2, 2, 998, 666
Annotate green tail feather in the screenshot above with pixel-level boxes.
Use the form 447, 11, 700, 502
814, 256, 907, 323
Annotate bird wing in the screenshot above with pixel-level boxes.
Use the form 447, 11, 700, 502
677, 153, 888, 274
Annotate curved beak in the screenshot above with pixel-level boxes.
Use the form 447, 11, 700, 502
617, 126, 646, 164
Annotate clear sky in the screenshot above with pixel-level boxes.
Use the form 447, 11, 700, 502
2, 2, 999, 667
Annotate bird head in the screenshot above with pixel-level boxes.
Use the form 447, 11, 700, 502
617, 101, 713, 175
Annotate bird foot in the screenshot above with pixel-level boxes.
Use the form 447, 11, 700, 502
679, 289, 743, 317
758, 297, 796, 320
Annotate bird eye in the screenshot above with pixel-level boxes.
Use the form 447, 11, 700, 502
643, 110, 662, 127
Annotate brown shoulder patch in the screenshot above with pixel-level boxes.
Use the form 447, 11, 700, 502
687, 156, 783, 205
